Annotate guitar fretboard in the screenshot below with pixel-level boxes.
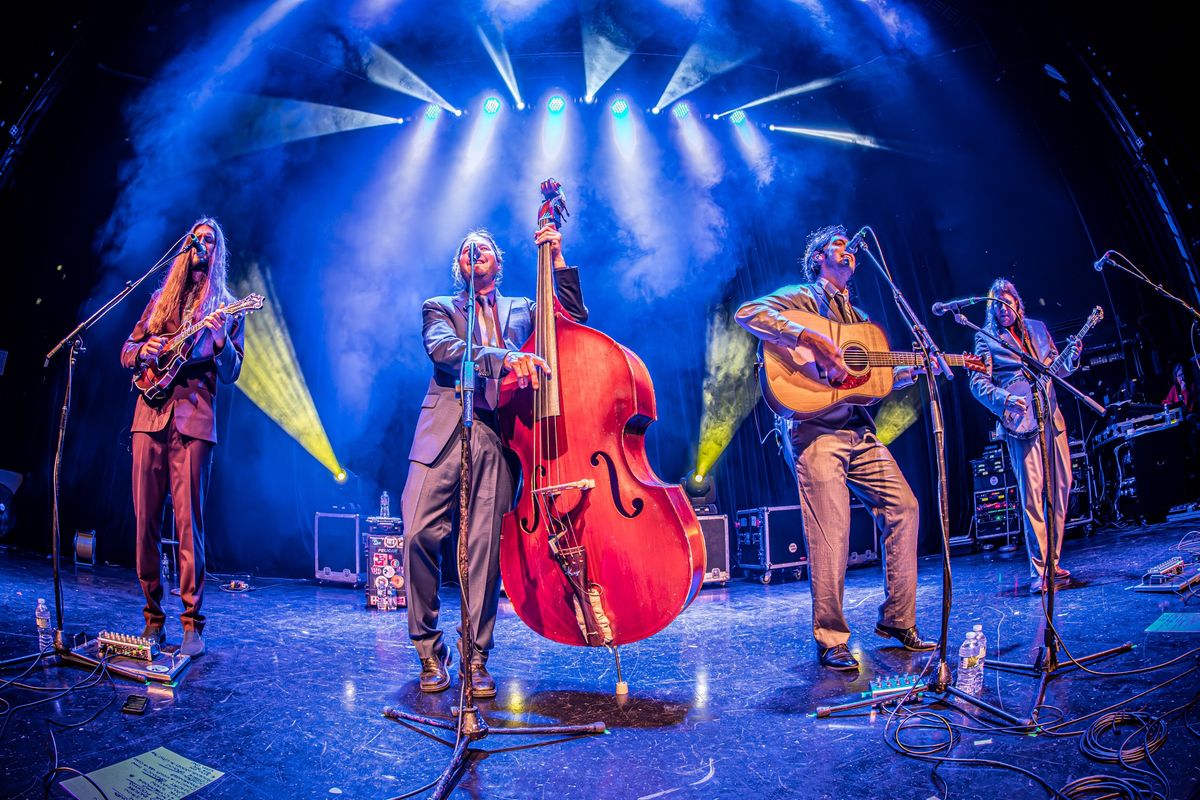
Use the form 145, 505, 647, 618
850, 352, 974, 369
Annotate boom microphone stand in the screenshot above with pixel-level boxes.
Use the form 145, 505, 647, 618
816, 228, 1024, 727
948, 306, 1130, 726
385, 245, 603, 799
4, 235, 187, 672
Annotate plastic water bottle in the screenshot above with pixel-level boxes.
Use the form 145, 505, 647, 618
380, 490, 391, 518
35, 598, 52, 652
160, 550, 171, 589
956, 631, 983, 696
972, 623, 988, 661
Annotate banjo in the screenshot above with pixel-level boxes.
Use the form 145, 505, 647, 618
1000, 305, 1103, 438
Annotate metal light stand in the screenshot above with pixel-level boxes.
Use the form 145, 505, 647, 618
949, 309, 1131, 728
816, 230, 1025, 727
385, 245, 603, 799
0, 236, 186, 674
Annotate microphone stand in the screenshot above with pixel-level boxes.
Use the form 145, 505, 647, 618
1102, 250, 1200, 325
947, 307, 1130, 728
1, 236, 186, 672
816, 230, 1024, 727
385, 250, 603, 799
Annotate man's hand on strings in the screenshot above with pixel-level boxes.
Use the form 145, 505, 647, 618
505, 351, 551, 390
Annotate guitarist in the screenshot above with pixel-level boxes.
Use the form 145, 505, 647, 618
968, 278, 1081, 594
120, 218, 244, 658
736, 224, 934, 672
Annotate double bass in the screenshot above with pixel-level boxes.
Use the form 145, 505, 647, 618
498, 179, 705, 649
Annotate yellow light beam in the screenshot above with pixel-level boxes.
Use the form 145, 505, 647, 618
696, 307, 760, 476
236, 261, 340, 475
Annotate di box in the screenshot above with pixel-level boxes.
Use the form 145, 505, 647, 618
314, 512, 363, 585
364, 517, 406, 611
697, 514, 731, 585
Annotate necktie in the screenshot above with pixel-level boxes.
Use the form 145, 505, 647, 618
832, 291, 856, 323
477, 295, 501, 348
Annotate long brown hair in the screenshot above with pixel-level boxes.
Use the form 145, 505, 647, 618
983, 277, 1027, 336
147, 217, 232, 334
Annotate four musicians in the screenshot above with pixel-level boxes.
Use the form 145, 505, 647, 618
122, 210, 1116, 677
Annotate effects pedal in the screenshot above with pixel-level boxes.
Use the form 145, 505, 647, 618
97, 631, 160, 662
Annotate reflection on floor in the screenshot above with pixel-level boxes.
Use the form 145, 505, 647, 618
2, 517, 1199, 799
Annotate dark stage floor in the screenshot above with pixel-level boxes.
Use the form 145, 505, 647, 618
3, 519, 1200, 800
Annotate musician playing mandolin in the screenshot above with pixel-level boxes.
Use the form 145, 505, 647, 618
400, 224, 586, 697
119, 217, 244, 658
968, 278, 1082, 594
736, 224, 935, 672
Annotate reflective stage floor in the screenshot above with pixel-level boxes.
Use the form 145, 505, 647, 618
2, 517, 1199, 799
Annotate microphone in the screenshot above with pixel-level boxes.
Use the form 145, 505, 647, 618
468, 242, 481, 265
931, 296, 986, 316
184, 233, 207, 258
1093, 251, 1113, 271
845, 227, 868, 254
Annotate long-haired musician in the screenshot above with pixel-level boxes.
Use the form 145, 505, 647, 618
119, 217, 244, 658
736, 224, 934, 672
968, 278, 1081, 594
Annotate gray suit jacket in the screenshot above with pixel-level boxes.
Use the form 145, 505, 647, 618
969, 318, 1078, 435
407, 268, 587, 465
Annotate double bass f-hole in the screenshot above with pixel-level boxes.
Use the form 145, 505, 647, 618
590, 451, 645, 519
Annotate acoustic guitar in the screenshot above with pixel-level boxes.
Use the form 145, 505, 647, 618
132, 293, 264, 401
760, 308, 988, 420
999, 305, 1103, 438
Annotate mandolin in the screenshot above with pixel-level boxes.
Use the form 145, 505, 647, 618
760, 308, 988, 419
132, 293, 264, 401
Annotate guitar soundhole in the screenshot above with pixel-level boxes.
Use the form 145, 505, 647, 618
842, 344, 869, 376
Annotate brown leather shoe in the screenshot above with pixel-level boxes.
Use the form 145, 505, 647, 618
818, 644, 859, 671
460, 661, 497, 699
875, 623, 936, 652
418, 650, 451, 693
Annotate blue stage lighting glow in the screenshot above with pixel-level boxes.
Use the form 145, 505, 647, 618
548, 95, 566, 114
730, 110, 747, 125
611, 98, 629, 117
483, 97, 502, 115
672, 103, 690, 119
425, 105, 442, 120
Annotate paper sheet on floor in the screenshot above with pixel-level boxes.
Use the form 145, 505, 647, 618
61, 746, 223, 800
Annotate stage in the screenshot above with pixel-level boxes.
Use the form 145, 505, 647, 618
2, 518, 1199, 799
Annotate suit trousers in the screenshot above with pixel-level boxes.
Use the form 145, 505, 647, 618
1006, 425, 1072, 578
793, 428, 920, 649
401, 419, 514, 663
132, 426, 213, 633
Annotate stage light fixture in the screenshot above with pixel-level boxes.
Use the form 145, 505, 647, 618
483, 97, 502, 115
610, 98, 629, 117
335, 469, 348, 484
396, 117, 405, 125
425, 105, 442, 121
547, 95, 566, 114
730, 110, 746, 125
672, 103, 690, 119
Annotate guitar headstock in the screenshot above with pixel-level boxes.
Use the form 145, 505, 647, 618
537, 178, 569, 230
1086, 305, 1104, 328
962, 353, 990, 376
